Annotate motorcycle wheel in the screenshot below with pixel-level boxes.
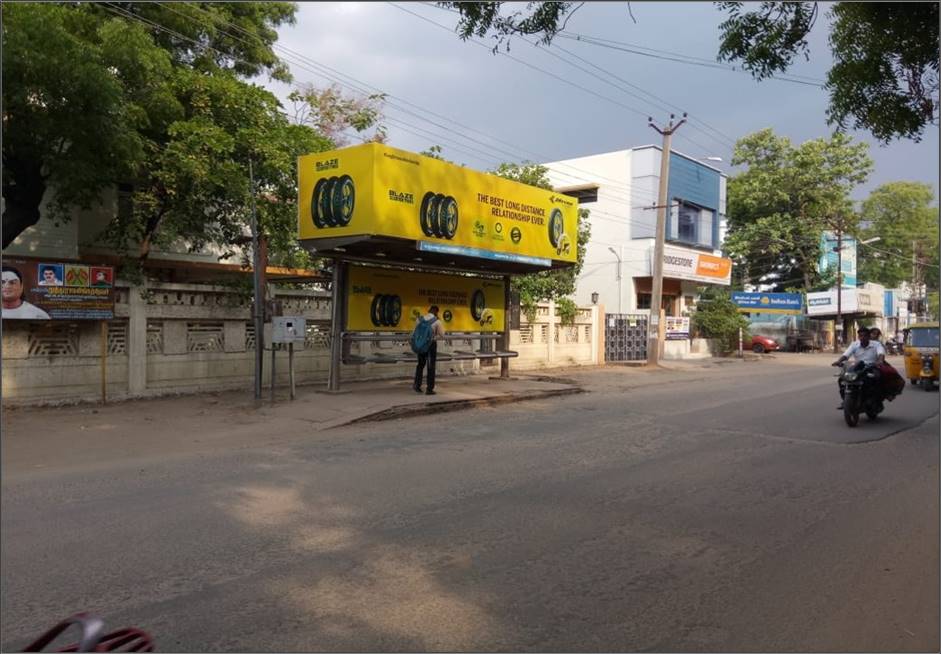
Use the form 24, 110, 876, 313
924, 379, 933, 392
843, 394, 860, 427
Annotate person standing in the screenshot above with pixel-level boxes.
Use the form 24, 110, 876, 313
413, 305, 445, 395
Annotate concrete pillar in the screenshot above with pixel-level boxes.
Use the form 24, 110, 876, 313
547, 300, 556, 365
128, 285, 148, 395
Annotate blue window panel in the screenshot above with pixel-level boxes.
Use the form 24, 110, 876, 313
666, 153, 720, 248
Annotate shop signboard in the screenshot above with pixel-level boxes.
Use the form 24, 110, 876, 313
346, 265, 505, 332
731, 291, 803, 315
805, 287, 884, 317
664, 316, 690, 340
819, 231, 857, 288
1, 259, 115, 320
298, 143, 578, 268
656, 245, 732, 285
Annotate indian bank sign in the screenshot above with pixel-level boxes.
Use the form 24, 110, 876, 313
657, 246, 732, 285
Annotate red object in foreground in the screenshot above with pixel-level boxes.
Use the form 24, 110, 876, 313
877, 361, 906, 399
22, 614, 153, 652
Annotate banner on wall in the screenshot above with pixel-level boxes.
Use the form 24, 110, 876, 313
346, 266, 505, 333
731, 292, 803, 315
656, 245, 732, 285
2, 259, 115, 320
298, 143, 578, 268
664, 316, 690, 340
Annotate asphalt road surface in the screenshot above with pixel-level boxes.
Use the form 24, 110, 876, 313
2, 354, 938, 652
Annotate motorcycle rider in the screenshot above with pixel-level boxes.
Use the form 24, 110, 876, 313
832, 326, 886, 410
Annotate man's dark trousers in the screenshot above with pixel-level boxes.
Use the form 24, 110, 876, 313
414, 341, 437, 391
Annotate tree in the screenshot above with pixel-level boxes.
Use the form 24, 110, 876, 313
3, 2, 383, 271
438, 2, 939, 143
857, 182, 939, 290
288, 83, 387, 146
690, 287, 750, 353
717, 2, 939, 142
2, 1, 297, 250
490, 162, 591, 321
723, 128, 872, 291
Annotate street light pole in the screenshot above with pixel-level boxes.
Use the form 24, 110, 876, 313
249, 158, 264, 399
648, 113, 686, 367
834, 227, 842, 354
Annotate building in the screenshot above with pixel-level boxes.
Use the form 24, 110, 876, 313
543, 146, 731, 318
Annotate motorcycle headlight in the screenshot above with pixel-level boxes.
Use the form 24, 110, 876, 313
866, 372, 876, 378
844, 372, 858, 381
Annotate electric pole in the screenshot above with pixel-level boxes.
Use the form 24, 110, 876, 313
834, 225, 842, 354
647, 113, 686, 367
249, 158, 264, 400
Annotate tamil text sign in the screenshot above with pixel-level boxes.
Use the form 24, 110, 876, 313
2, 259, 115, 320
731, 292, 803, 315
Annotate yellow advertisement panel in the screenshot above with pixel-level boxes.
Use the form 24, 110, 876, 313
298, 143, 578, 267
347, 266, 505, 333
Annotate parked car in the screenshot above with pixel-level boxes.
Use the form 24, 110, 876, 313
748, 334, 780, 354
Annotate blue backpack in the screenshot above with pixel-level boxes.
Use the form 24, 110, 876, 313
410, 315, 437, 355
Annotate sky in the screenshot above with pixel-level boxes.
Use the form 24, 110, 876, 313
260, 2, 939, 202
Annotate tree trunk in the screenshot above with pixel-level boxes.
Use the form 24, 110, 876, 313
2, 156, 48, 249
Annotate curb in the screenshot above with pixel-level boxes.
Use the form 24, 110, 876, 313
333, 386, 586, 427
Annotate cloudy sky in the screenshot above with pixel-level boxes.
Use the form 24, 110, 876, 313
261, 2, 938, 201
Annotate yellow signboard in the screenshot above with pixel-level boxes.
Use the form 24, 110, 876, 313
298, 143, 578, 267
347, 266, 505, 333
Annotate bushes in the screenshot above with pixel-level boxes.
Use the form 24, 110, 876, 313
691, 288, 750, 353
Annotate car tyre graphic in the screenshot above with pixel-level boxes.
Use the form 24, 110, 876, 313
470, 289, 486, 322
370, 294, 384, 327
548, 208, 564, 248
383, 295, 402, 327
439, 195, 458, 238
312, 178, 328, 228
332, 175, 355, 226
419, 192, 436, 237
319, 176, 338, 226
429, 193, 446, 237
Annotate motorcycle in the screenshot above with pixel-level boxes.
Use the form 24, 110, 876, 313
885, 338, 900, 355
836, 361, 885, 427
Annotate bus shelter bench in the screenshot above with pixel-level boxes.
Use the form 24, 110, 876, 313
340, 332, 512, 365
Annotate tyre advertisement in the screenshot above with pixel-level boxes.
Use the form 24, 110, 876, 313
298, 143, 578, 266
346, 265, 505, 333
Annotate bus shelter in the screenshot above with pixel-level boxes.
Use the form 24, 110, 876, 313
297, 143, 578, 391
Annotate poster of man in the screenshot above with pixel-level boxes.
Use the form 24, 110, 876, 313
90, 266, 114, 287
1, 265, 51, 319
1, 259, 114, 320
38, 263, 64, 286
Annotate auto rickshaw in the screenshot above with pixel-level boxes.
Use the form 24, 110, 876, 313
903, 322, 940, 390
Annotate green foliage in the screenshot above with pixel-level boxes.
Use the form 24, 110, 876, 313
490, 162, 591, 312
857, 182, 939, 290
555, 297, 578, 326
691, 287, 750, 353
437, 2, 939, 143
928, 292, 940, 322
2, 2, 384, 272
437, 2, 583, 51
2, 1, 299, 248
717, 2, 939, 142
723, 128, 872, 291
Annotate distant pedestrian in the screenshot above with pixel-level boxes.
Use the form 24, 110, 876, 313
412, 304, 445, 395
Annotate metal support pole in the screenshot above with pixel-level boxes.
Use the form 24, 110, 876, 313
834, 227, 843, 354
100, 321, 108, 404
738, 326, 743, 359
289, 342, 296, 400
249, 158, 263, 400
327, 259, 344, 392
270, 343, 276, 403
501, 274, 511, 379
647, 113, 686, 368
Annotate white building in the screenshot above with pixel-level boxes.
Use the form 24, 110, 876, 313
543, 146, 731, 317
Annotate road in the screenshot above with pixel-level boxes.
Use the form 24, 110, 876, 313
2, 354, 938, 652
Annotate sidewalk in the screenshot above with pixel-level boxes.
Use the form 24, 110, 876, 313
1, 373, 582, 475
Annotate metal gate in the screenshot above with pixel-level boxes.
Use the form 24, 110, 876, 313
605, 313, 648, 362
